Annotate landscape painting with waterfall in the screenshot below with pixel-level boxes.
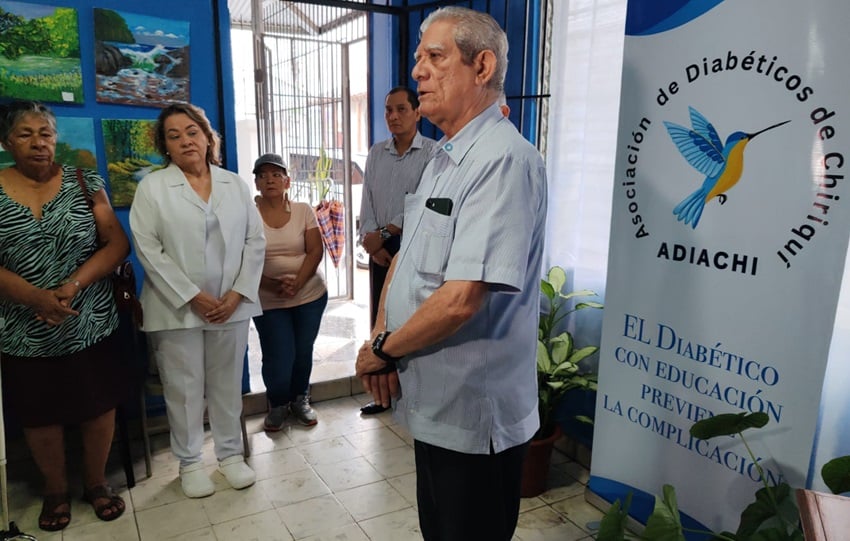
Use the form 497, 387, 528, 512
93, 8, 189, 107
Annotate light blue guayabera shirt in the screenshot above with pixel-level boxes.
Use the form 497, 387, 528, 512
385, 103, 548, 455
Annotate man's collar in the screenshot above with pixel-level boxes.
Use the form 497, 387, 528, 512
435, 102, 503, 165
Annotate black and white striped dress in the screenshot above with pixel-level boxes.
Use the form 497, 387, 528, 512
0, 165, 118, 357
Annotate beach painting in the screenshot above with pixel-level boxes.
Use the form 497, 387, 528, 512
94, 8, 189, 107
101, 118, 163, 207
0, 1, 83, 103
0, 116, 95, 170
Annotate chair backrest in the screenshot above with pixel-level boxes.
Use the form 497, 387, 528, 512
795, 488, 850, 540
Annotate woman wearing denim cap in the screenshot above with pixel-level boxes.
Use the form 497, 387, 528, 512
130, 102, 265, 498
252, 153, 327, 430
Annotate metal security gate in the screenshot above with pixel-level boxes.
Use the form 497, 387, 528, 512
251, 0, 368, 299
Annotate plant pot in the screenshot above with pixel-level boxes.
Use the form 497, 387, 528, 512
520, 426, 561, 498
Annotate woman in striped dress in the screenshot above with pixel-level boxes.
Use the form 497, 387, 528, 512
0, 101, 130, 531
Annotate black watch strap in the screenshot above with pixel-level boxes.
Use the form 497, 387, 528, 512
371, 331, 400, 370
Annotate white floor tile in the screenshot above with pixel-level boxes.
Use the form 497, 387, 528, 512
136, 498, 210, 541
257, 468, 331, 507
344, 426, 408, 455
130, 472, 185, 511
212, 508, 294, 540
358, 507, 423, 541
298, 436, 360, 466
201, 484, 274, 525
550, 494, 604, 534
335, 480, 410, 521
386, 472, 418, 506
514, 506, 588, 541
6, 379, 597, 541
363, 444, 416, 478
299, 523, 370, 541
167, 526, 217, 540
60, 514, 141, 541
313, 455, 384, 492
277, 493, 355, 538
250, 447, 312, 480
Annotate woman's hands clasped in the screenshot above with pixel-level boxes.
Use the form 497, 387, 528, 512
31, 284, 80, 326
191, 290, 243, 324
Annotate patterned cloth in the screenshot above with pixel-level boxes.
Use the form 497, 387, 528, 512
0, 165, 118, 357
315, 199, 345, 267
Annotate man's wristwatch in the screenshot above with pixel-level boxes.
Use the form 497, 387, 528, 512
379, 226, 392, 240
370, 331, 400, 373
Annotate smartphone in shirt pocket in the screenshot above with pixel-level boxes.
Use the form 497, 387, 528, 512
426, 197, 453, 216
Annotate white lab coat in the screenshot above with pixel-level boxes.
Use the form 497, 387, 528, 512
129, 163, 265, 332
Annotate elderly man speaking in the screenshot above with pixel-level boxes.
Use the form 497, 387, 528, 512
356, 6, 547, 540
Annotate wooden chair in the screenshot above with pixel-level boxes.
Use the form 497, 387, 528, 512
795, 488, 850, 540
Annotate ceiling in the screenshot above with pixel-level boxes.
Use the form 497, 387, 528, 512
227, 0, 371, 36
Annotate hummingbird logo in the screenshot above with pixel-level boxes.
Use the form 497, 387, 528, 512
664, 107, 789, 228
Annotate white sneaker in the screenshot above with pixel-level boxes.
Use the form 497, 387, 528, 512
179, 462, 215, 498
218, 455, 256, 489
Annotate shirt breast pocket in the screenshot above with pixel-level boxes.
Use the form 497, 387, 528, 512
416, 206, 454, 277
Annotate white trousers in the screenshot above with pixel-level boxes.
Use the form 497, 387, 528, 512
148, 323, 248, 467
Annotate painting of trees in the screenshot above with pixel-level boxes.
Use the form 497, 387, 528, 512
0, 2, 83, 103
102, 119, 163, 208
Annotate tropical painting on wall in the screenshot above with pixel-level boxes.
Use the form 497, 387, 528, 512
94, 8, 189, 107
0, 116, 95, 170
101, 118, 162, 207
0, 1, 83, 103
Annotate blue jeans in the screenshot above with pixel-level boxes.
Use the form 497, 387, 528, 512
252, 292, 328, 407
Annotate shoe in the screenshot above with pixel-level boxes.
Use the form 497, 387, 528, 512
264, 404, 289, 431
360, 401, 388, 415
218, 455, 256, 489
290, 394, 318, 426
179, 462, 215, 498
82, 484, 125, 522
38, 492, 71, 531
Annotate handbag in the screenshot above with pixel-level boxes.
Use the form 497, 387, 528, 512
74, 168, 143, 328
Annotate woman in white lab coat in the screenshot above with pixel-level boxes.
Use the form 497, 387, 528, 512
130, 102, 264, 498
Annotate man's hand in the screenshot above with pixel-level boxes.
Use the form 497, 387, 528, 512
360, 371, 400, 408
356, 340, 388, 375
371, 248, 393, 268
361, 230, 384, 255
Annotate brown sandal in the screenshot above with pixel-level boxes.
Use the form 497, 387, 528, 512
82, 484, 125, 522
39, 492, 71, 531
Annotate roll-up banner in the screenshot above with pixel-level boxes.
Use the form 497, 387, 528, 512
590, 0, 850, 535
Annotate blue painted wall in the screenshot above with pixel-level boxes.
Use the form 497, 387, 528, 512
368, 0, 543, 145
3, 0, 236, 288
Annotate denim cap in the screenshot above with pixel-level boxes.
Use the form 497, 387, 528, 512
253, 153, 287, 174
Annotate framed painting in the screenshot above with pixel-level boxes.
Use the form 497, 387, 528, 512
94, 8, 190, 107
101, 118, 163, 208
0, 116, 95, 170
0, 1, 83, 103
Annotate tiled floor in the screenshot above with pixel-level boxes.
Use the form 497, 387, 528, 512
4, 395, 603, 540
4, 269, 604, 539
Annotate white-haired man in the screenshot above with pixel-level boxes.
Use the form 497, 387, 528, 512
356, 7, 547, 540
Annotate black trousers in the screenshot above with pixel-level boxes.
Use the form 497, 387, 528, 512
368, 234, 400, 327
414, 438, 531, 541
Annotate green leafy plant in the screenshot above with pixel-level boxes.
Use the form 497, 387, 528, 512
598, 411, 850, 540
310, 147, 333, 202
536, 266, 603, 439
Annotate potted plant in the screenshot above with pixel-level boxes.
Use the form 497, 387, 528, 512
598, 411, 850, 540
522, 266, 603, 497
